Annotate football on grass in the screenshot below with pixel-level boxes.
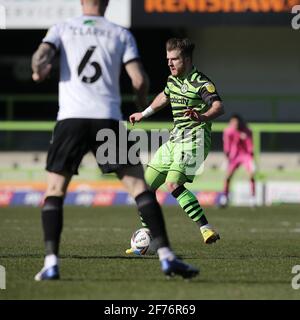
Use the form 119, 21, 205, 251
130, 228, 153, 255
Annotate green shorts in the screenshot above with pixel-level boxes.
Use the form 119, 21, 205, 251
146, 133, 211, 186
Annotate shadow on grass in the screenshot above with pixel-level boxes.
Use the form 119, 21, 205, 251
37, 277, 289, 285
2, 253, 299, 260
0, 253, 157, 260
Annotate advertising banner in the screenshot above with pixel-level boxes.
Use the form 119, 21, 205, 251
231, 181, 264, 206
0, 181, 221, 206
132, 0, 297, 26
265, 181, 300, 205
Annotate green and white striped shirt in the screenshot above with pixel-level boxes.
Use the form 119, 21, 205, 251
164, 67, 221, 143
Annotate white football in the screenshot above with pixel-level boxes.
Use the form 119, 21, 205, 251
130, 228, 153, 255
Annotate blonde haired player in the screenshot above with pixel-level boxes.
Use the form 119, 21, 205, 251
128, 38, 224, 254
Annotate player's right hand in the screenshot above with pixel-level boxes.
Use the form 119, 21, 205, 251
184, 108, 204, 122
32, 64, 52, 82
129, 112, 143, 125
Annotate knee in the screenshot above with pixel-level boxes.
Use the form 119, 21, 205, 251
45, 184, 66, 198
166, 182, 180, 193
45, 172, 70, 198
129, 179, 148, 199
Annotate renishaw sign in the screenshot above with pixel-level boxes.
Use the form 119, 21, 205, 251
132, 0, 298, 26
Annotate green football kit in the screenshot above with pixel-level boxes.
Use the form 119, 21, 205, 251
146, 67, 222, 188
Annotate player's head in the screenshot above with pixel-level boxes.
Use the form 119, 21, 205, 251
166, 38, 195, 77
81, 0, 109, 15
229, 113, 247, 130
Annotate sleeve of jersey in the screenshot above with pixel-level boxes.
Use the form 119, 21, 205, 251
122, 29, 140, 64
164, 83, 170, 97
198, 82, 222, 106
42, 24, 61, 51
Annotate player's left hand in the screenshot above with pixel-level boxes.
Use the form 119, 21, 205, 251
184, 108, 203, 122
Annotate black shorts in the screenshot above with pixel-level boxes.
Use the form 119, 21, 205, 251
46, 118, 140, 175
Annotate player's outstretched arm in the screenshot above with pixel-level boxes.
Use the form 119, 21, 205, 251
129, 92, 169, 125
31, 43, 56, 82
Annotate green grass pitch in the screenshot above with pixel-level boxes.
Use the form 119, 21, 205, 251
0, 205, 300, 300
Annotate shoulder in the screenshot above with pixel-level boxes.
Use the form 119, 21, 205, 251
113, 28, 136, 48
189, 70, 215, 90
166, 75, 180, 89
43, 20, 69, 45
224, 127, 234, 135
46, 20, 64, 33
166, 75, 176, 84
187, 69, 201, 86
103, 19, 134, 39
167, 75, 174, 82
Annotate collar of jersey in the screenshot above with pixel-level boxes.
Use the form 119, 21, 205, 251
176, 66, 197, 82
